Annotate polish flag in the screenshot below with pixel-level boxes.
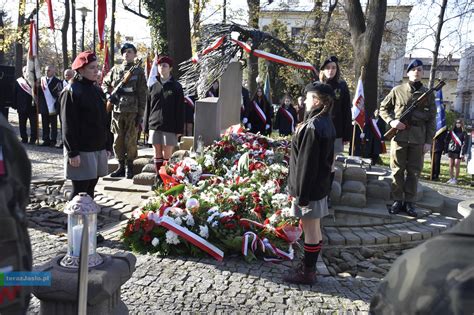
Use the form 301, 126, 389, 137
26, 20, 41, 89
100, 42, 110, 85
45, 0, 54, 30
352, 77, 366, 130
97, 0, 107, 49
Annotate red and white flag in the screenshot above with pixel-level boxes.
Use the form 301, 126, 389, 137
97, 0, 107, 49
26, 20, 41, 97
99, 42, 110, 85
352, 77, 366, 130
147, 56, 159, 88
45, 0, 54, 30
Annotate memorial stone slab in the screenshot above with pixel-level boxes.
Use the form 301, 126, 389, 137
343, 167, 367, 184
342, 181, 366, 194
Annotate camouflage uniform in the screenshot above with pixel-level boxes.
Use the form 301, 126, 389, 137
370, 212, 474, 314
102, 61, 147, 163
379, 82, 436, 202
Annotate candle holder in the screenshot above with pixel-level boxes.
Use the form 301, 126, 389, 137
60, 193, 103, 268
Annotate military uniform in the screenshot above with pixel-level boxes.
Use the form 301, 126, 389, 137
379, 81, 436, 204
102, 60, 147, 172
370, 212, 474, 314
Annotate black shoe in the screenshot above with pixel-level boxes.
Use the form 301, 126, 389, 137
40, 141, 51, 147
110, 161, 126, 177
404, 202, 418, 217
389, 200, 403, 215
126, 161, 134, 179
21, 138, 28, 143
49, 141, 57, 147
29, 138, 37, 145
283, 263, 317, 285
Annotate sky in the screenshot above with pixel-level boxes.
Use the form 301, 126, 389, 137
1, 0, 472, 58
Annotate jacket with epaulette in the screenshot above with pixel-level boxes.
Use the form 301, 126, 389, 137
101, 61, 147, 115
379, 82, 436, 145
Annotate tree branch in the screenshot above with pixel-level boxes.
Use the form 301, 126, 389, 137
122, 0, 149, 19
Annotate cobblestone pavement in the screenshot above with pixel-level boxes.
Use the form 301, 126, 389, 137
5, 109, 472, 314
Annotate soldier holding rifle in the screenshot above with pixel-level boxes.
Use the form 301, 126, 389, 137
102, 43, 147, 179
379, 59, 437, 217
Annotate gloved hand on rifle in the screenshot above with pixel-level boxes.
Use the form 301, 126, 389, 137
108, 87, 125, 105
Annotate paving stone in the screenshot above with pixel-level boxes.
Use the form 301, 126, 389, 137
350, 228, 376, 245
361, 227, 389, 244
383, 224, 413, 242
403, 222, 432, 239
338, 228, 362, 245
372, 226, 401, 243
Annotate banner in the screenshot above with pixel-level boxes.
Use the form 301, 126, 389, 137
45, 0, 54, 30
97, 0, 107, 49
352, 77, 366, 130
434, 89, 446, 139
100, 42, 110, 85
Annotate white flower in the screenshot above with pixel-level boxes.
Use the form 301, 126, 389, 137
165, 231, 180, 245
151, 237, 160, 247
132, 208, 142, 219
281, 207, 292, 217
174, 217, 183, 226
199, 225, 209, 239
211, 221, 219, 228
204, 154, 215, 168
185, 214, 195, 227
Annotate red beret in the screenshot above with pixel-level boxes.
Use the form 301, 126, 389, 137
72, 51, 97, 70
157, 56, 173, 67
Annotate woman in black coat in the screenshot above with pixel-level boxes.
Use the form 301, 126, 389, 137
274, 94, 297, 136
61, 51, 112, 199
445, 119, 468, 184
248, 87, 273, 136
284, 82, 336, 285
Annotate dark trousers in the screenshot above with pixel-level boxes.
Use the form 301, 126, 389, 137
1, 107, 9, 119
41, 113, 58, 144
70, 178, 99, 200
432, 151, 443, 179
18, 107, 38, 141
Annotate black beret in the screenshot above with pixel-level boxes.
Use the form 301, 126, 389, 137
304, 81, 335, 98
121, 43, 137, 54
320, 56, 339, 70
406, 59, 423, 73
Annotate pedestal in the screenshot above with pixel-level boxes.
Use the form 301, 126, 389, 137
32, 252, 136, 315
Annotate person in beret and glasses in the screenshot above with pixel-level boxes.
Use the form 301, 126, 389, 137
284, 82, 336, 285
60, 51, 113, 200
379, 59, 436, 217
144, 56, 184, 178
319, 56, 352, 207
102, 42, 147, 179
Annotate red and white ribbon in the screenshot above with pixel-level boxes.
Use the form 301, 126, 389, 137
40, 77, 57, 114
280, 107, 295, 132
253, 101, 267, 124
192, 36, 226, 63
149, 211, 224, 261
369, 118, 387, 153
450, 131, 462, 147
262, 238, 294, 262
16, 78, 32, 96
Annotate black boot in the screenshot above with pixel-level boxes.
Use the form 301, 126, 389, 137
283, 263, 317, 285
126, 160, 134, 179
404, 202, 418, 217
389, 200, 403, 215
110, 160, 126, 177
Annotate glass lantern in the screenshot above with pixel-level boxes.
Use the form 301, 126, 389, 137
60, 193, 103, 268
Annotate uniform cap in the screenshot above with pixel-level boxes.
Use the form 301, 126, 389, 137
304, 81, 335, 98
71, 51, 97, 70
320, 56, 339, 70
121, 43, 137, 54
157, 56, 173, 67
406, 59, 423, 73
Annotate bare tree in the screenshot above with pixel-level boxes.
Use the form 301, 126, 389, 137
61, 0, 70, 68
110, 0, 116, 66
343, 0, 387, 115
71, 0, 77, 60
247, 0, 260, 96
310, 0, 338, 68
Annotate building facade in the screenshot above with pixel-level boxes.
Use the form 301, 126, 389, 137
454, 45, 474, 120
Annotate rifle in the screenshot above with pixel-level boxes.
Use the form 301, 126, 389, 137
106, 58, 143, 113
384, 80, 445, 141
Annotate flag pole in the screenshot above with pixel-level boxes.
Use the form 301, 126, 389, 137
35, 0, 40, 144
351, 66, 366, 156
430, 140, 435, 180
351, 123, 356, 156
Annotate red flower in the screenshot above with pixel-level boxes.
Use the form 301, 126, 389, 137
143, 219, 155, 233
134, 221, 141, 232
225, 223, 236, 229
142, 234, 151, 243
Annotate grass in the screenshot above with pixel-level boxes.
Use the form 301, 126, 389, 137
378, 154, 473, 190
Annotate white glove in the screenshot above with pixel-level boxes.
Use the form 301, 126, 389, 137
265, 124, 270, 130
360, 133, 365, 139
242, 117, 248, 124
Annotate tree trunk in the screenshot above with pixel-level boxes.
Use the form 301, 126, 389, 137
14, 2, 25, 78
343, 0, 387, 116
0, 12, 5, 65
71, 0, 77, 60
247, 0, 260, 96
61, 0, 70, 69
165, 0, 192, 79
110, 0, 116, 67
428, 0, 448, 88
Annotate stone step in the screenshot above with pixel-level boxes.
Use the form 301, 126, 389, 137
103, 178, 151, 193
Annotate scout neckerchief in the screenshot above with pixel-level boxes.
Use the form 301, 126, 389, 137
16, 77, 32, 96
40, 76, 57, 114
450, 130, 462, 147
280, 106, 295, 132
184, 96, 194, 109
369, 118, 387, 153
253, 100, 266, 124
